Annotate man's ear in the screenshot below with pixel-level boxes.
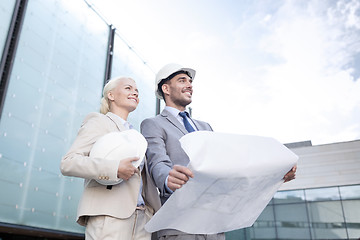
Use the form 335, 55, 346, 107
107, 91, 114, 101
162, 84, 169, 96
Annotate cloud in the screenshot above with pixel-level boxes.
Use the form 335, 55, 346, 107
192, 0, 360, 144
257, 0, 360, 144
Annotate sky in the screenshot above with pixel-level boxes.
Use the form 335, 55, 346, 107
89, 0, 360, 145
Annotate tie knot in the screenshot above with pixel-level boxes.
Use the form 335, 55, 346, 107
179, 111, 188, 118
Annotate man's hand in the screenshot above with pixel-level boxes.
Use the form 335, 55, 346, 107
117, 157, 139, 180
283, 165, 297, 183
167, 165, 194, 191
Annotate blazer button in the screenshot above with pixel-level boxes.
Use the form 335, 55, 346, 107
105, 176, 109, 180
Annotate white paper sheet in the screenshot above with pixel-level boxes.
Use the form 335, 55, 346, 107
145, 131, 298, 234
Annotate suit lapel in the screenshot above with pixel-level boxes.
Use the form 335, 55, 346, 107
161, 109, 187, 135
106, 112, 127, 131
192, 120, 202, 131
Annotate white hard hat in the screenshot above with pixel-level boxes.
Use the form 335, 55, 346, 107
155, 63, 196, 99
89, 129, 147, 185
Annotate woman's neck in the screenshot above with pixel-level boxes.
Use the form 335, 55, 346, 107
110, 108, 129, 120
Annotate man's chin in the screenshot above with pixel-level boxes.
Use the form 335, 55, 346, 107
183, 99, 192, 106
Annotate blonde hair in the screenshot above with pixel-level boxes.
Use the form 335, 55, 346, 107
100, 76, 134, 114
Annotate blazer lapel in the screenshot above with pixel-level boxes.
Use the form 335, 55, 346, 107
106, 112, 127, 131
192, 120, 201, 131
161, 109, 187, 135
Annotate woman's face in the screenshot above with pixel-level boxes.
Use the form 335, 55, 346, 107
108, 78, 139, 114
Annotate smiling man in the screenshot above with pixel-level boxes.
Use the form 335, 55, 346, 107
140, 63, 224, 240
141, 63, 297, 239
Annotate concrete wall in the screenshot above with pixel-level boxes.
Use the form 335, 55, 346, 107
279, 140, 360, 191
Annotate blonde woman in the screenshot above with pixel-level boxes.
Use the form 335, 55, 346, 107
61, 77, 160, 240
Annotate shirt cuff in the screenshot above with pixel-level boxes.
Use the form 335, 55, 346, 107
164, 175, 174, 194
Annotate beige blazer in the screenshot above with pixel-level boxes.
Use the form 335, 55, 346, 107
60, 112, 161, 226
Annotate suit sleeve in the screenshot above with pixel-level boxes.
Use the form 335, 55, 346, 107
141, 118, 172, 198
60, 113, 121, 182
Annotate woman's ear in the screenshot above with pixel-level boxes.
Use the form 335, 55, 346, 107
107, 91, 114, 101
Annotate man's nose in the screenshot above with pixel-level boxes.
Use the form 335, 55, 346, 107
186, 80, 193, 88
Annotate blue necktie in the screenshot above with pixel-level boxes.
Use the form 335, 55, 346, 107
179, 112, 195, 133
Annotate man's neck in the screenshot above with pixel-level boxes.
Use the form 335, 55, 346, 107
165, 103, 186, 112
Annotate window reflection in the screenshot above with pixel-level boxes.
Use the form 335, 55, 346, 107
0, 0, 16, 53
339, 185, 360, 200
111, 33, 156, 130
228, 185, 360, 239
0, 0, 108, 234
273, 189, 305, 204
305, 187, 340, 201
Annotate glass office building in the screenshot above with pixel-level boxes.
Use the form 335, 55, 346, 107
1, 0, 359, 239
0, 0, 155, 238
227, 140, 360, 240
227, 185, 360, 239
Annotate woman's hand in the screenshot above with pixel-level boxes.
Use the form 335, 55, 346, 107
117, 157, 139, 180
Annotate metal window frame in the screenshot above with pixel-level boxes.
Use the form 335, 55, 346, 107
0, 222, 84, 239
0, 0, 28, 119
103, 25, 115, 85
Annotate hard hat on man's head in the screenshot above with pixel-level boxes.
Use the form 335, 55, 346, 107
155, 63, 196, 99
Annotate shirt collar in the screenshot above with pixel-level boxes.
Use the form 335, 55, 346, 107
165, 106, 190, 118
106, 112, 131, 129
164, 106, 181, 118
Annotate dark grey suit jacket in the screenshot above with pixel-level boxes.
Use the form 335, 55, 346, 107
140, 108, 213, 204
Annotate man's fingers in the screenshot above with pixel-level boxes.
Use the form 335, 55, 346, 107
292, 165, 297, 172
173, 165, 194, 178
169, 169, 189, 182
284, 175, 295, 183
168, 175, 186, 186
283, 170, 296, 182
283, 165, 297, 178
167, 165, 194, 191
283, 173, 295, 180
167, 182, 181, 191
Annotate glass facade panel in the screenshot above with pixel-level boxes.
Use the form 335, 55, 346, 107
0, 0, 109, 233
307, 201, 347, 239
226, 229, 248, 240
342, 200, 360, 238
0, 0, 15, 55
273, 189, 305, 204
275, 203, 311, 239
231, 186, 360, 240
251, 205, 276, 238
111, 33, 156, 130
340, 185, 360, 200
305, 187, 340, 201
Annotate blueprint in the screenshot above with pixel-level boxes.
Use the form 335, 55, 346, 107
145, 131, 298, 234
